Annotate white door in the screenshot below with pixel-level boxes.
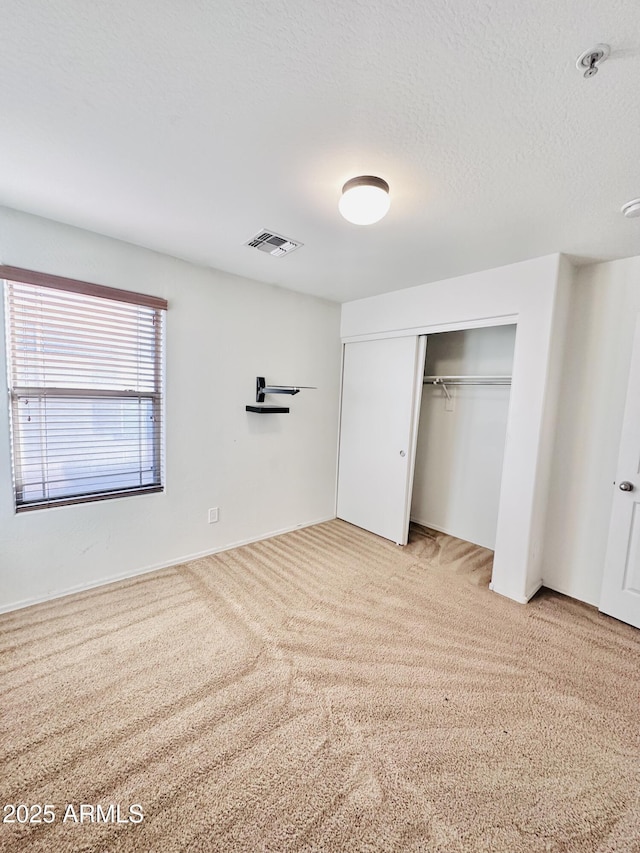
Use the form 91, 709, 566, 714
337, 336, 426, 545
600, 316, 640, 629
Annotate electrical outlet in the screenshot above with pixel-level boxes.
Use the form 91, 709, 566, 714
208, 507, 219, 524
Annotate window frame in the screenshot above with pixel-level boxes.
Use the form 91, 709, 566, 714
2, 265, 168, 512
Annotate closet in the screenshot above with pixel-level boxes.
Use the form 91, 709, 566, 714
411, 325, 516, 550
336, 324, 515, 551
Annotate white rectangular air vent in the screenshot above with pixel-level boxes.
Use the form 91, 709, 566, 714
245, 230, 302, 257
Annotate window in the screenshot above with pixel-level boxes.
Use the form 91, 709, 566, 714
2, 266, 167, 511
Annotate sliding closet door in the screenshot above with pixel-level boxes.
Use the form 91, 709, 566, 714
337, 336, 426, 545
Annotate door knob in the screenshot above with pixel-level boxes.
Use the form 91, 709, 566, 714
619, 481, 634, 492
399, 450, 406, 457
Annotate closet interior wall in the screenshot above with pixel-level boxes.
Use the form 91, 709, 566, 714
411, 325, 516, 550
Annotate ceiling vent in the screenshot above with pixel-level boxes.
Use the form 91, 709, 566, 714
245, 230, 303, 257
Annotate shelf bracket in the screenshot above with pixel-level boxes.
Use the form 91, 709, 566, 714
255, 376, 315, 403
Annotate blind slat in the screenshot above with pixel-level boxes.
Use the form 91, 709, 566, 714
13, 387, 160, 397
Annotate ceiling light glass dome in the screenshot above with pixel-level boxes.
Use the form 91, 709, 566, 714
339, 176, 390, 225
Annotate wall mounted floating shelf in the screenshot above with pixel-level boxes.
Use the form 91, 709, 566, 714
245, 405, 290, 414
246, 376, 316, 413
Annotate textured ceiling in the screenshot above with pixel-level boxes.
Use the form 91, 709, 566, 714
0, 0, 639, 302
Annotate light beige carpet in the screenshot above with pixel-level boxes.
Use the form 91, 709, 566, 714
1, 520, 639, 853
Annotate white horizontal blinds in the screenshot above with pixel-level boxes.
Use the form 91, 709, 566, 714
4, 271, 166, 510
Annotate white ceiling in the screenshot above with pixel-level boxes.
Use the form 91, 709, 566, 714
1, 0, 639, 303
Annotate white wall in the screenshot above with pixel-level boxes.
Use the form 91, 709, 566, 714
0, 207, 341, 611
543, 256, 640, 606
341, 254, 571, 603
411, 325, 516, 549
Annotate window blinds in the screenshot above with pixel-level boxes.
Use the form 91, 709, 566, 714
3, 268, 167, 511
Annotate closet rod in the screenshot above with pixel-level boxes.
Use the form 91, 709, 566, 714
423, 375, 511, 385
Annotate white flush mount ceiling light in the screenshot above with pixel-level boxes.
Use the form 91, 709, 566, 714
339, 176, 390, 225
621, 198, 640, 219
